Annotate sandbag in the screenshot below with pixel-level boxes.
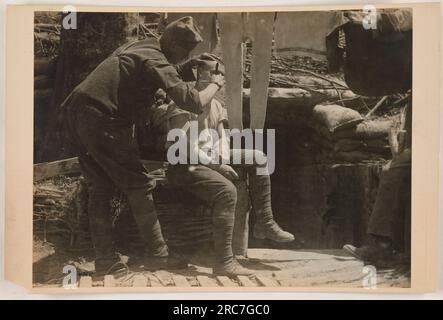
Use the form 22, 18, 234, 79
364, 138, 390, 152
333, 138, 389, 154
333, 119, 394, 140
243, 87, 326, 123
333, 139, 364, 152
335, 150, 386, 163
34, 88, 54, 103
34, 75, 54, 90
34, 57, 56, 76
311, 104, 363, 133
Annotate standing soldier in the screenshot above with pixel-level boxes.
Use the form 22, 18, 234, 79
61, 16, 225, 275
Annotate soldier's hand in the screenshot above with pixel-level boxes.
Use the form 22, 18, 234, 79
192, 53, 218, 64
214, 164, 239, 181
192, 53, 225, 74
191, 53, 213, 68
210, 73, 225, 88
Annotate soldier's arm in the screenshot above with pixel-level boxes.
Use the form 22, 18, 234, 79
174, 59, 197, 82
144, 59, 223, 114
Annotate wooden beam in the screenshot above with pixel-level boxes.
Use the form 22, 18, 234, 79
216, 276, 238, 287
34, 157, 168, 182
172, 275, 191, 287
365, 96, 388, 118
34, 157, 80, 182
132, 274, 149, 287
243, 87, 323, 114
237, 275, 257, 287
103, 275, 116, 287
146, 274, 163, 287
78, 276, 92, 288
255, 275, 279, 287
196, 275, 217, 287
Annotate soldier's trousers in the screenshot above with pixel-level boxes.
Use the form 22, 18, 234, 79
65, 105, 168, 265
166, 149, 274, 263
367, 149, 411, 249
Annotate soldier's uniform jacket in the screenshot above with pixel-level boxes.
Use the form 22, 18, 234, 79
61, 38, 204, 191
62, 38, 202, 125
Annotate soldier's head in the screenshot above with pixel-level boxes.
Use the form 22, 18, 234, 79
160, 16, 203, 64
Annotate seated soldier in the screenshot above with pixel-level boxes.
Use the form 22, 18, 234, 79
150, 56, 294, 277
344, 99, 412, 267
343, 148, 411, 267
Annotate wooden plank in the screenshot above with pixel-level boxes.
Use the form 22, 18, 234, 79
78, 276, 92, 288
196, 275, 217, 287
216, 276, 238, 287
172, 275, 191, 287
277, 279, 292, 287
34, 157, 80, 182
388, 127, 400, 157
365, 96, 388, 118
255, 275, 279, 287
146, 274, 163, 287
103, 275, 116, 287
237, 275, 257, 287
132, 274, 148, 287
34, 157, 168, 182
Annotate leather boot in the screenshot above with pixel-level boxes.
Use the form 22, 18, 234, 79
94, 253, 129, 277
254, 221, 295, 243
144, 252, 189, 271
213, 258, 255, 277
343, 244, 393, 266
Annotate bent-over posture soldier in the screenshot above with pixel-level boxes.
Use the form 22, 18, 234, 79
61, 17, 226, 275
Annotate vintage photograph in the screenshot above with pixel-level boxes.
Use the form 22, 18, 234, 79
32, 9, 412, 289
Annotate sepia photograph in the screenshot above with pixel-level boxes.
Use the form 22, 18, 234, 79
29, 8, 413, 289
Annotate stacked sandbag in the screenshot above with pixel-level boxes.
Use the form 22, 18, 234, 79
34, 57, 56, 96
34, 56, 56, 110
307, 104, 394, 163
34, 57, 56, 121
34, 57, 57, 162
33, 171, 216, 255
